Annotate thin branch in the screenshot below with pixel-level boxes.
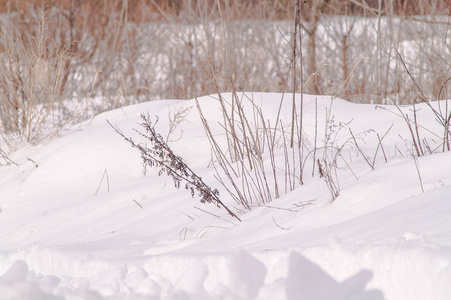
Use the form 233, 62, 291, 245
94, 169, 110, 195
374, 124, 393, 164
349, 128, 374, 170
132, 199, 144, 209
194, 206, 238, 226
272, 216, 290, 230
412, 155, 424, 193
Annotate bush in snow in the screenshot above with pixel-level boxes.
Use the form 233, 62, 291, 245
0, 8, 79, 145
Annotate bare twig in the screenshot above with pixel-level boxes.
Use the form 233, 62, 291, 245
258, 205, 298, 212
180, 227, 193, 240
349, 128, 374, 170
194, 206, 238, 226
0, 148, 18, 166
132, 199, 143, 209
373, 124, 393, 165
27, 157, 39, 168
312, 98, 318, 177
179, 211, 196, 221
395, 105, 423, 156
94, 169, 110, 195
377, 133, 388, 163
317, 159, 340, 200
412, 156, 424, 193
272, 216, 290, 230
195, 225, 228, 238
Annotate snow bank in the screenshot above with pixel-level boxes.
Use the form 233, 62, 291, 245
1, 93, 451, 299
0, 251, 383, 300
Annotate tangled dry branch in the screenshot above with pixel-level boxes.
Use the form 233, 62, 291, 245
108, 113, 241, 222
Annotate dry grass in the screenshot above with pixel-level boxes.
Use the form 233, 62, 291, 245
108, 113, 241, 221
0, 8, 81, 145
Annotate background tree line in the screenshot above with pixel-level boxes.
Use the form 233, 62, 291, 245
0, 0, 450, 142
1, 0, 448, 18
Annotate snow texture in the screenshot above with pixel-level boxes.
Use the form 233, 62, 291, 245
1, 93, 451, 299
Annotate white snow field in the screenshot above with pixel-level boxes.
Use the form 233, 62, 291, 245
0, 93, 450, 300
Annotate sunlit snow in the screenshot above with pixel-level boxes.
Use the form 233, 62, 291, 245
0, 93, 450, 299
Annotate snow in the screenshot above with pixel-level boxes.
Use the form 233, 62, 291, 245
1, 93, 450, 299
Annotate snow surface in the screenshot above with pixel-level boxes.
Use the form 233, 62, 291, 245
0, 93, 450, 299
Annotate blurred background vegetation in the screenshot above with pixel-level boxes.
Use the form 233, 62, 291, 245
0, 0, 450, 143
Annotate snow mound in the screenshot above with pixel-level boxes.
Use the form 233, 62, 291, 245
0, 251, 383, 300
1, 93, 451, 299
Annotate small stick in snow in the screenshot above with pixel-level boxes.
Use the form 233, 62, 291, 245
94, 169, 110, 195
27, 157, 38, 168
132, 199, 143, 209
272, 216, 290, 230
412, 156, 425, 193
